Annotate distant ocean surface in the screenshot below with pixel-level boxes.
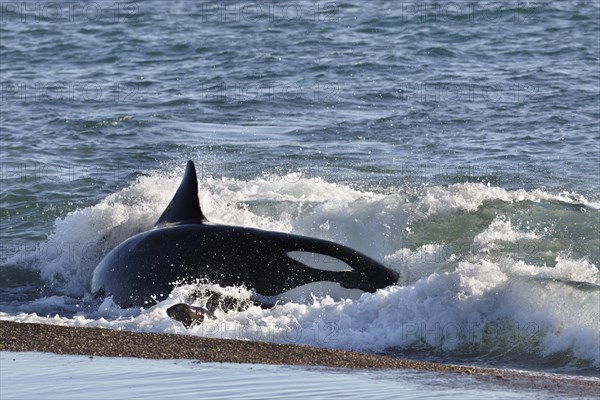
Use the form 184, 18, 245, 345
1, 0, 599, 378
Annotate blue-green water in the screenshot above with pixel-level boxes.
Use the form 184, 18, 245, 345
1, 1, 599, 378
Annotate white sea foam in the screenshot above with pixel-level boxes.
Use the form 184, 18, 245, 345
3, 254, 598, 366
411, 183, 600, 219
474, 216, 541, 253
2, 169, 599, 369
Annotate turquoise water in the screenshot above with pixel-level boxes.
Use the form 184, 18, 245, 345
1, 0, 599, 378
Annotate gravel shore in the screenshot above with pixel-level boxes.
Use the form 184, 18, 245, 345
1, 320, 598, 397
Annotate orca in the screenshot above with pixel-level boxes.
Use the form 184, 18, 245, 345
91, 160, 399, 308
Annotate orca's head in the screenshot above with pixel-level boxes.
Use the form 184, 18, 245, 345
287, 250, 399, 293
338, 262, 399, 293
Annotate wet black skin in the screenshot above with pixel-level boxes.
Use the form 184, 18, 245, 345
91, 161, 399, 308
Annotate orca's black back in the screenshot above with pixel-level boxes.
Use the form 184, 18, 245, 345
91, 223, 398, 308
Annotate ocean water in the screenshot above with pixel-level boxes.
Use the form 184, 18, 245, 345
1, 0, 599, 382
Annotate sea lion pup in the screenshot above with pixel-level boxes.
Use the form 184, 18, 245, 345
168, 289, 274, 328
167, 303, 215, 328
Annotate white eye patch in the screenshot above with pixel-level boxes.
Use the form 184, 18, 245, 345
286, 251, 354, 272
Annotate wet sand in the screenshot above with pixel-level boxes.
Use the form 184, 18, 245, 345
1, 320, 598, 397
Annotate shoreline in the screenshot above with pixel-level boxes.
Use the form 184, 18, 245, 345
1, 320, 599, 396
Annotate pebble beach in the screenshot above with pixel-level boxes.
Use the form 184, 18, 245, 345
1, 321, 598, 398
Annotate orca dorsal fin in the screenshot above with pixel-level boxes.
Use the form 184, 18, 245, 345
156, 160, 206, 225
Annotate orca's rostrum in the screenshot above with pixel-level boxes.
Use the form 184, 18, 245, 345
91, 160, 399, 308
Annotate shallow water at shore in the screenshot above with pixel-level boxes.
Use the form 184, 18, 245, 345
3, 351, 593, 400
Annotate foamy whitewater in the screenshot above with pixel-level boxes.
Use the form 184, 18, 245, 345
2, 167, 598, 374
